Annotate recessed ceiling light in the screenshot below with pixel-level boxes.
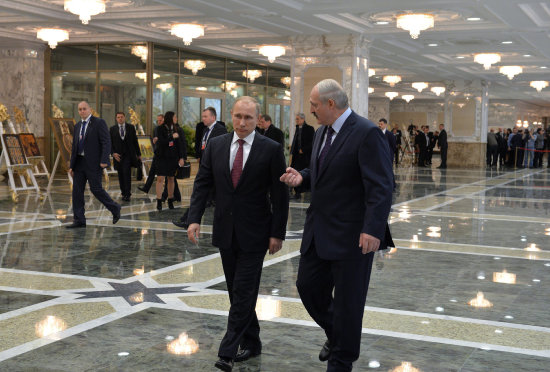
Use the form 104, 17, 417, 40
467, 17, 482, 21
540, 66, 548, 69
428, 43, 438, 47
523, 54, 532, 57
376, 21, 389, 25
501, 41, 513, 44
456, 56, 465, 59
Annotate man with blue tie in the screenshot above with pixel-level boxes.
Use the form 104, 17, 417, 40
66, 101, 121, 228
281, 79, 394, 371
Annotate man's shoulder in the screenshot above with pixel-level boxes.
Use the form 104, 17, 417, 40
209, 132, 232, 145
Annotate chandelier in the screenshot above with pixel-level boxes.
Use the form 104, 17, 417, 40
411, 82, 428, 92
135, 72, 160, 82
499, 66, 522, 80
259, 45, 285, 63
170, 24, 204, 45
224, 82, 237, 91
368, 68, 375, 77
474, 53, 501, 70
64, 0, 105, 25
430, 86, 445, 96
515, 120, 522, 127
385, 92, 398, 100
156, 83, 173, 92
530, 80, 549, 92
368, 87, 374, 94
243, 70, 262, 83
184, 60, 206, 75
131, 46, 148, 63
281, 77, 291, 87
383, 75, 401, 87
402, 94, 415, 103
396, 13, 434, 39
36, 28, 69, 49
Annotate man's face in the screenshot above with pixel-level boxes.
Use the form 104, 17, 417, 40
258, 116, 266, 129
439, 124, 444, 130
201, 110, 216, 126
157, 115, 164, 125
116, 114, 125, 125
309, 86, 333, 125
424, 127, 429, 133
378, 121, 387, 130
295, 115, 305, 126
231, 100, 258, 139
513, 128, 518, 133
78, 102, 91, 120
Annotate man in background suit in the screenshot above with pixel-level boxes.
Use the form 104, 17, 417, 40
173, 107, 227, 228
110, 112, 141, 201
437, 123, 448, 169
378, 118, 397, 190
194, 111, 226, 158
66, 101, 121, 228
290, 113, 315, 199
415, 127, 428, 167
187, 96, 289, 371
281, 79, 394, 371
259, 114, 285, 147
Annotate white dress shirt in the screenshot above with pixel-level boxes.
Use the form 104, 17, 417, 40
229, 130, 255, 171
318, 107, 352, 156
79, 114, 92, 155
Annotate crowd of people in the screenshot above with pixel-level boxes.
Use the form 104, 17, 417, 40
489, 127, 548, 168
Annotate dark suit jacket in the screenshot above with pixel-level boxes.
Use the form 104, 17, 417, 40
415, 131, 428, 151
384, 129, 397, 154
194, 121, 226, 156
299, 111, 394, 260
197, 123, 227, 160
188, 133, 289, 252
263, 124, 285, 147
70, 116, 111, 171
291, 123, 315, 167
438, 129, 448, 148
109, 123, 141, 170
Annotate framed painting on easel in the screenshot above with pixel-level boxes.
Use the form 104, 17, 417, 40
48, 118, 75, 170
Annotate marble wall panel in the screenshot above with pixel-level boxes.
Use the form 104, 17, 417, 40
447, 142, 485, 168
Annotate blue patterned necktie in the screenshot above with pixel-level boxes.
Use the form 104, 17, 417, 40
78, 120, 87, 154
317, 126, 334, 169
120, 125, 125, 138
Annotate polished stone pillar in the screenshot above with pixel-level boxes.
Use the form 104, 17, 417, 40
288, 34, 370, 130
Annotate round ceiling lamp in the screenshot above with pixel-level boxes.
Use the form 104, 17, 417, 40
368, 68, 375, 77
170, 24, 204, 45
430, 86, 445, 96
474, 53, 501, 70
411, 82, 428, 92
530, 80, 549, 92
259, 45, 285, 63
131, 45, 148, 63
499, 66, 522, 80
36, 28, 69, 49
402, 94, 415, 103
368, 87, 374, 94
243, 70, 263, 83
184, 60, 206, 75
383, 75, 401, 87
64, 0, 105, 25
385, 92, 399, 100
396, 13, 434, 39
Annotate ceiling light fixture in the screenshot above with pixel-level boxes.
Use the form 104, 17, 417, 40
368, 87, 374, 94
412, 82, 428, 92
428, 43, 438, 47
368, 68, 375, 77
499, 66, 523, 80
523, 54, 531, 57
258, 45, 285, 63
530, 81, 549, 92
474, 53, 501, 70
402, 94, 415, 103
430, 86, 445, 96
375, 21, 389, 25
396, 13, 434, 39
383, 75, 401, 87
64, 0, 105, 24
501, 41, 513, 44
135, 72, 159, 82
36, 28, 69, 49
170, 23, 204, 45
281, 77, 291, 87
131, 45, 148, 63
156, 83, 173, 92
467, 17, 482, 21
385, 92, 398, 100
243, 70, 262, 83
184, 60, 206, 75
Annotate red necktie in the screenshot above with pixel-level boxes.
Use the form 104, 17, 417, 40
231, 139, 244, 188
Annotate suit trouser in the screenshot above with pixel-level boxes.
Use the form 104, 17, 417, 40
218, 235, 266, 359
72, 156, 120, 224
116, 156, 132, 197
440, 145, 447, 167
297, 242, 374, 372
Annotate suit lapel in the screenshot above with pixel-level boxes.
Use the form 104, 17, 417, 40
221, 134, 233, 187
235, 134, 261, 189
310, 126, 325, 180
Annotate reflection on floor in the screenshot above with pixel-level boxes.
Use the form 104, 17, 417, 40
0, 162, 549, 371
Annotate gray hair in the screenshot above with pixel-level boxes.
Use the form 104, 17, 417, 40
234, 96, 261, 117
296, 113, 305, 119
316, 79, 348, 109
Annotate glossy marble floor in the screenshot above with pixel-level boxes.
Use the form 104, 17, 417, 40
0, 160, 549, 371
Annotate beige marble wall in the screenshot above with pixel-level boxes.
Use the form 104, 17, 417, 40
368, 97, 389, 124
447, 142, 485, 168
0, 45, 46, 136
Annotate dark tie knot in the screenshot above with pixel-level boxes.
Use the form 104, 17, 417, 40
327, 126, 334, 137
237, 139, 245, 146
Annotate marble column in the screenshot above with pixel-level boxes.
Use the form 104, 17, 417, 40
288, 34, 370, 131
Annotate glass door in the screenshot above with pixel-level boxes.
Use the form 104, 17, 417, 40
267, 98, 291, 158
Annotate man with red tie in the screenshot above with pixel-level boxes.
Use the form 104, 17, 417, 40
187, 96, 289, 371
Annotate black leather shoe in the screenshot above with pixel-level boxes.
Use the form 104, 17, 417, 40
234, 348, 261, 362
66, 222, 86, 229
319, 340, 330, 362
112, 211, 120, 225
122, 195, 130, 202
214, 357, 233, 371
172, 218, 188, 229
137, 186, 148, 193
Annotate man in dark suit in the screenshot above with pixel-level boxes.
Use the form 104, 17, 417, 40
437, 123, 448, 169
110, 112, 141, 201
378, 118, 397, 190
194, 112, 226, 158
290, 113, 315, 199
67, 101, 121, 228
187, 96, 289, 372
415, 127, 428, 167
173, 107, 227, 228
281, 79, 393, 372
259, 114, 285, 147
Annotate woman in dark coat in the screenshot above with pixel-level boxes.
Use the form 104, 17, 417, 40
154, 111, 186, 210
